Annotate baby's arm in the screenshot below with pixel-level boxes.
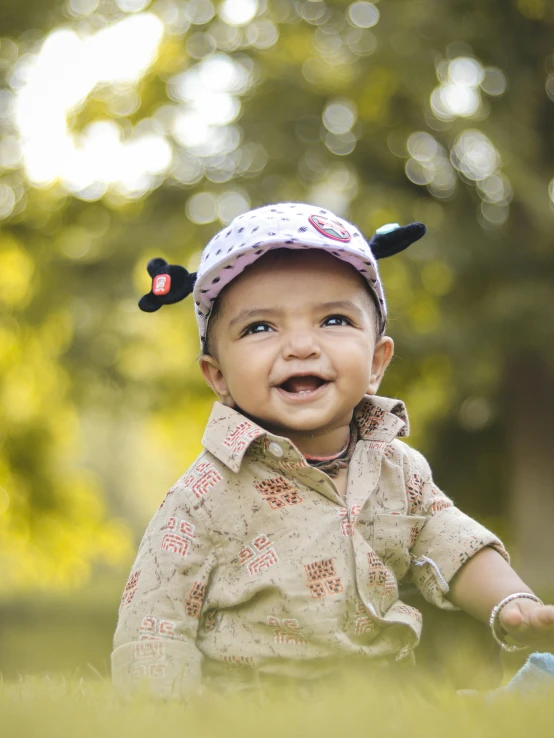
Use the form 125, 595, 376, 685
449, 546, 554, 650
111, 482, 217, 698
402, 445, 554, 651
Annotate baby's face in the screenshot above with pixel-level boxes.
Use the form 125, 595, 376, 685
199, 250, 393, 443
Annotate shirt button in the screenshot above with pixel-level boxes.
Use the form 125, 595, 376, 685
268, 442, 284, 458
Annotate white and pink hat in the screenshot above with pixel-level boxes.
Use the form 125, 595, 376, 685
138, 202, 426, 348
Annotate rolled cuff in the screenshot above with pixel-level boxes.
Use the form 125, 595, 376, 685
111, 638, 202, 700
409, 506, 509, 610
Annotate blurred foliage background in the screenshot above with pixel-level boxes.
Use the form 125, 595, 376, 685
1, 0, 554, 678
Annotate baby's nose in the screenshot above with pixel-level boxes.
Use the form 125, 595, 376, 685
282, 330, 321, 359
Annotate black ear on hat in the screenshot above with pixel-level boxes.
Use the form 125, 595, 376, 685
138, 258, 197, 313
369, 222, 426, 260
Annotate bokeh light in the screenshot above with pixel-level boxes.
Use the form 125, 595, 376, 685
217, 188, 250, 223
430, 56, 505, 121
481, 67, 507, 96
0, 0, 554, 684
0, 182, 16, 218
546, 74, 554, 102
459, 396, 494, 431
405, 132, 457, 199
0, 9, 263, 211
307, 163, 359, 215
186, 191, 219, 223
11, 14, 166, 197
299, 2, 330, 25
451, 130, 500, 181
115, 0, 152, 13
347, 1, 380, 29
185, 188, 251, 224
67, 0, 100, 17
182, 0, 216, 25
218, 0, 258, 27
450, 129, 511, 228
322, 98, 357, 135
548, 177, 554, 205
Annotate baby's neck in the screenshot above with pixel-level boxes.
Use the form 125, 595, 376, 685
268, 423, 352, 458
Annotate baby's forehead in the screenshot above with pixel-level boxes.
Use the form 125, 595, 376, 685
219, 248, 374, 312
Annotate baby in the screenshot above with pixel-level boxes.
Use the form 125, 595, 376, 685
112, 203, 554, 697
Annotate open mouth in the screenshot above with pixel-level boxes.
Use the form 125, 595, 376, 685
278, 376, 328, 394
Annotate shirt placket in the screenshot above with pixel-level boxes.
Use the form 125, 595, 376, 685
343, 443, 420, 651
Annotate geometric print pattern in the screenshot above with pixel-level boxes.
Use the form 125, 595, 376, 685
160, 516, 195, 557
253, 476, 302, 509
430, 484, 453, 515
354, 602, 375, 636
222, 655, 255, 667
304, 559, 343, 599
182, 461, 222, 500
394, 603, 423, 624
112, 396, 510, 696
356, 404, 386, 437
267, 616, 307, 645
184, 581, 206, 619
367, 551, 398, 608
406, 473, 425, 514
139, 616, 176, 640
120, 570, 141, 608
239, 534, 279, 576
338, 505, 361, 536
132, 641, 166, 679
222, 420, 261, 455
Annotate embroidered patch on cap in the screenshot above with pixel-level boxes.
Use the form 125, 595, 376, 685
308, 214, 351, 242
153, 274, 171, 295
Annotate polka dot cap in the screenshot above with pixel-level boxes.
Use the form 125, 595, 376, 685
193, 202, 387, 347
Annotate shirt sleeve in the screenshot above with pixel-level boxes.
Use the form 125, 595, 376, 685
111, 482, 217, 699
404, 447, 510, 610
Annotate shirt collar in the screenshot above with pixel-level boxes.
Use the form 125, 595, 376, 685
202, 403, 267, 473
203, 395, 409, 472
353, 395, 410, 442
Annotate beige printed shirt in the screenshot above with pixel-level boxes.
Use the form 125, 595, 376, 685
111, 395, 508, 697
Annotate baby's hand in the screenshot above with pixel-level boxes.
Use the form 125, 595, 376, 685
499, 599, 554, 650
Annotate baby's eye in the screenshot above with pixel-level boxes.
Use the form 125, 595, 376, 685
243, 322, 274, 335
323, 314, 352, 327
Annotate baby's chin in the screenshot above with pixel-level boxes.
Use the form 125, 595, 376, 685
238, 407, 350, 439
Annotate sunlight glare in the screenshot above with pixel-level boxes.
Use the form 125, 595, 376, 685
13, 14, 166, 195
218, 0, 258, 27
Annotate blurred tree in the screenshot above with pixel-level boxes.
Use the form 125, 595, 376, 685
0, 0, 553, 591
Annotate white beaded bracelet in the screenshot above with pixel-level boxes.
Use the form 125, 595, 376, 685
489, 592, 544, 653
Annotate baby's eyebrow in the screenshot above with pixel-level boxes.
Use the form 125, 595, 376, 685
228, 301, 363, 329
318, 300, 364, 317
228, 308, 282, 328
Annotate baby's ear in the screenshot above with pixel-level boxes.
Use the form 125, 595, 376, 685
369, 223, 426, 260
198, 355, 237, 407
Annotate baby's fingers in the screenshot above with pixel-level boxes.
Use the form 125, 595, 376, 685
500, 602, 554, 650
500, 605, 524, 630
500, 602, 554, 642
527, 604, 554, 631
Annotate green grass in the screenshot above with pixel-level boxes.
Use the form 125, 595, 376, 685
1, 670, 553, 738
2, 585, 554, 736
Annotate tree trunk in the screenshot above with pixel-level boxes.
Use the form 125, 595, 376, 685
504, 355, 554, 596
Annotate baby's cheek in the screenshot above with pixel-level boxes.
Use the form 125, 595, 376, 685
227, 369, 268, 409
341, 359, 372, 392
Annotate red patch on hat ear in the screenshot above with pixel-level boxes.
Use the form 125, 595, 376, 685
308, 214, 351, 242
153, 274, 171, 295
